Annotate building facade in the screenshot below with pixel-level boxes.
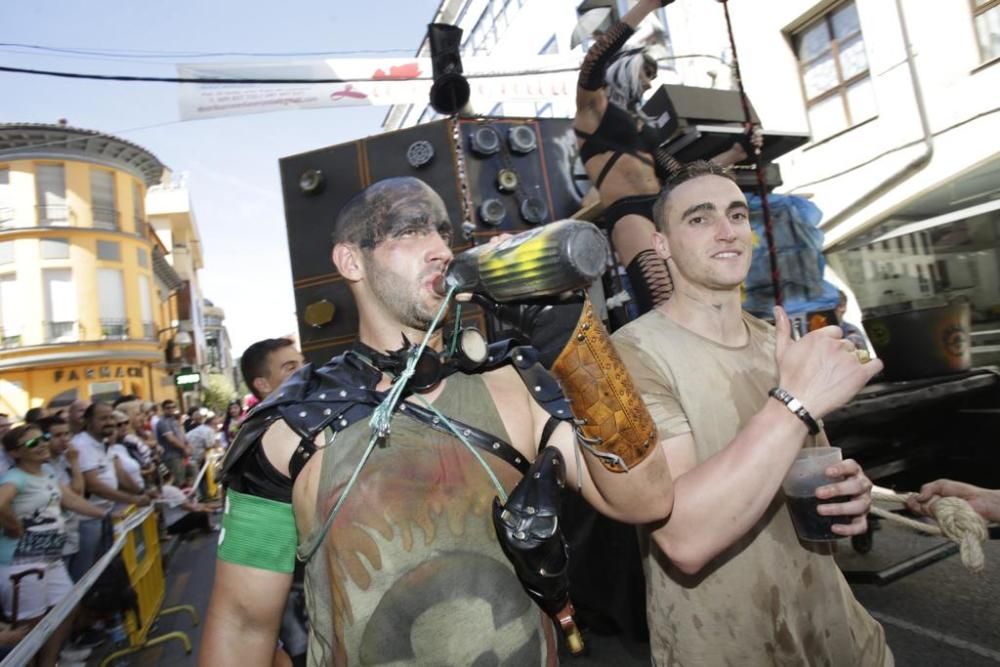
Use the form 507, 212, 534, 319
718, 0, 1000, 361
0, 123, 184, 415
202, 298, 236, 385
386, 0, 1000, 359
145, 174, 226, 409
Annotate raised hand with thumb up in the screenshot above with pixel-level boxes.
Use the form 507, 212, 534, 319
772, 306, 882, 420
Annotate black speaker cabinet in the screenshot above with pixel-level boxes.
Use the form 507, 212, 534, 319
279, 116, 583, 365
642, 84, 808, 166
643, 83, 760, 132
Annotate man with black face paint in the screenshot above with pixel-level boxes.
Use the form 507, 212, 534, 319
201, 177, 675, 666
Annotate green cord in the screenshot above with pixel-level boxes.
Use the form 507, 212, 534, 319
300, 287, 460, 562
369, 285, 458, 437
448, 303, 463, 356
413, 394, 509, 503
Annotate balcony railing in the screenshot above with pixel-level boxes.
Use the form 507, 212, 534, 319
142, 321, 155, 339
37, 205, 69, 227
0, 328, 20, 348
100, 318, 129, 340
45, 320, 77, 343
0, 207, 14, 229
92, 207, 120, 231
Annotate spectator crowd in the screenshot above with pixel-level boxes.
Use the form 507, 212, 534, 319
0, 394, 238, 665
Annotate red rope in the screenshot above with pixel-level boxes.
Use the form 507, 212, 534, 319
720, 0, 783, 307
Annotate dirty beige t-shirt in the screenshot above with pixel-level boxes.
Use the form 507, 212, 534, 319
613, 308, 886, 667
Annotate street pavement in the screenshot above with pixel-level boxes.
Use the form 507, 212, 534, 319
98, 518, 999, 666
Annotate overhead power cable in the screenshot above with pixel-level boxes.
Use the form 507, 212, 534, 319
0, 42, 417, 58
0, 64, 584, 84
0, 54, 722, 86
0, 65, 352, 84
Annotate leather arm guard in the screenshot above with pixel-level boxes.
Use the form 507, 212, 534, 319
579, 22, 635, 91
550, 298, 657, 473
492, 447, 583, 654
482, 294, 657, 473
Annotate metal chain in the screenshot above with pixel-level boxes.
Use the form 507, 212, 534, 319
450, 117, 475, 234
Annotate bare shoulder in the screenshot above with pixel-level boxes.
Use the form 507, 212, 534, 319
260, 417, 326, 529
260, 418, 323, 479
481, 366, 531, 401
479, 366, 538, 457
259, 419, 299, 478
292, 446, 324, 533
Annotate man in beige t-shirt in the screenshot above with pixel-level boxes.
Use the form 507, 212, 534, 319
612, 161, 891, 666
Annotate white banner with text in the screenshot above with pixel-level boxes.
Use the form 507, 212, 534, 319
177, 56, 580, 120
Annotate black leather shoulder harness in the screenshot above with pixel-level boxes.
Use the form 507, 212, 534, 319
221, 342, 574, 499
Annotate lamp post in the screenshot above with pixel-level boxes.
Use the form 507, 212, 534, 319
156, 324, 196, 408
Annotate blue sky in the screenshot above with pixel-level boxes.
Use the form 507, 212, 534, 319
0, 0, 443, 356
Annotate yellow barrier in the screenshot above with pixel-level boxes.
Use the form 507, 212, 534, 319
99, 507, 198, 667
203, 449, 224, 500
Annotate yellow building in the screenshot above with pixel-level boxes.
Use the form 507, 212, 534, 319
0, 122, 185, 416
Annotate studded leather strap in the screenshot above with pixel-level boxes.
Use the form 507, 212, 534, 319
549, 301, 657, 472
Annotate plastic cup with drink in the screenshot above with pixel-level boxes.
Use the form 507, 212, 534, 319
782, 447, 852, 542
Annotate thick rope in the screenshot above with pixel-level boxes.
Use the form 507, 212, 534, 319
871, 486, 988, 573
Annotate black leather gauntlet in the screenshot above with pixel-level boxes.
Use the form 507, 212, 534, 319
493, 447, 583, 654
579, 22, 635, 91
478, 293, 585, 369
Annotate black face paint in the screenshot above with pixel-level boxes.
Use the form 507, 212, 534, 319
364, 211, 452, 248
359, 193, 453, 249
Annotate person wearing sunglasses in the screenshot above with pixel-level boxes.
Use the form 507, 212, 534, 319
113, 400, 157, 486
36, 415, 85, 576
0, 424, 111, 666
107, 410, 145, 495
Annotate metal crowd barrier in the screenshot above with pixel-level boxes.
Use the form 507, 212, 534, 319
101, 505, 197, 666
0, 502, 198, 666
187, 449, 224, 502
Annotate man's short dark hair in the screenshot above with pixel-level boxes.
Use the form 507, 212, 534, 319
24, 407, 45, 424
652, 160, 737, 232
161, 399, 176, 409
83, 401, 109, 423
330, 177, 451, 250
38, 415, 67, 433
241, 338, 296, 399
